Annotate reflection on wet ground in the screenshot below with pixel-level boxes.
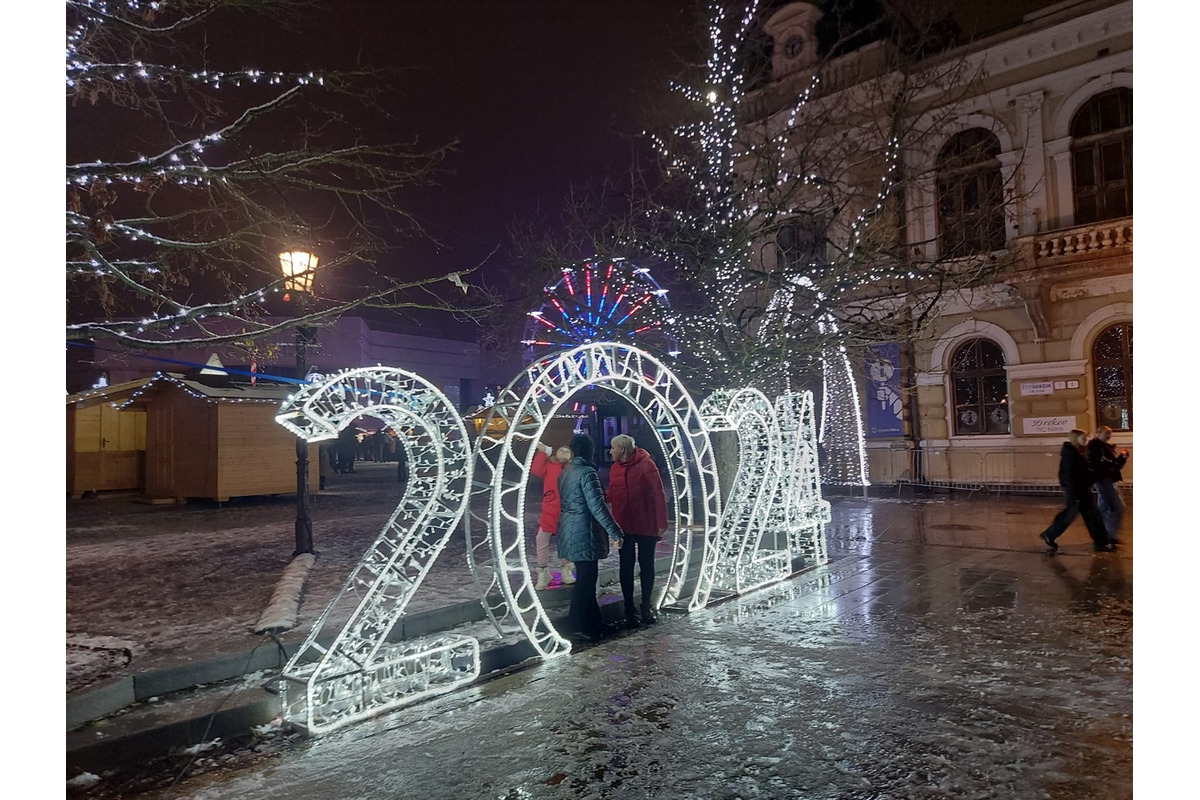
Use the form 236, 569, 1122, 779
140, 494, 1132, 800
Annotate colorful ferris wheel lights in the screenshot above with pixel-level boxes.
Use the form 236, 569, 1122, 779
524, 258, 679, 362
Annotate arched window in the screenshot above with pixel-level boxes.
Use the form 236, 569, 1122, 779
1092, 322, 1132, 431
951, 338, 1009, 435
1070, 88, 1132, 225
936, 129, 1006, 258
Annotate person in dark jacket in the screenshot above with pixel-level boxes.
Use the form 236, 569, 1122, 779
1087, 425, 1128, 545
336, 425, 357, 474
557, 434, 625, 641
608, 434, 668, 627
1040, 429, 1111, 553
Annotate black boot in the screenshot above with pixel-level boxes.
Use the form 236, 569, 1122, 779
640, 603, 657, 625
623, 603, 640, 629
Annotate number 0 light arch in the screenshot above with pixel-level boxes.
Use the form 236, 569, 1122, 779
466, 342, 722, 659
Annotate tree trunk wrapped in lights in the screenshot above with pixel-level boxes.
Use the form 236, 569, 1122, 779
631, 0, 1032, 485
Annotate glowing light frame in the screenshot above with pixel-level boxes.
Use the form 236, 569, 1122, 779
700, 388, 792, 593
775, 391, 832, 563
466, 342, 722, 659
273, 367, 474, 736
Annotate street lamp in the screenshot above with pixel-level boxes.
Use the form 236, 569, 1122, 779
280, 249, 319, 556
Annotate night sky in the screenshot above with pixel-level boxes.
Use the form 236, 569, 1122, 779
214, 0, 1053, 335
62, 0, 1064, 343
229, 0, 707, 319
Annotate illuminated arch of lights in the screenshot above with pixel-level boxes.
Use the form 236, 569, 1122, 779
699, 388, 793, 594
523, 258, 680, 362
466, 342, 722, 659
272, 367, 474, 736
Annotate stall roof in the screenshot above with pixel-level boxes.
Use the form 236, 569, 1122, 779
117, 372, 297, 409
66, 377, 153, 407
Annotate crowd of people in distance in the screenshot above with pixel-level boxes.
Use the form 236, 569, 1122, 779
1040, 425, 1129, 554
529, 433, 669, 643
317, 426, 408, 489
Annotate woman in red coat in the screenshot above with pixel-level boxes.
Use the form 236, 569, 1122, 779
531, 443, 575, 590
607, 434, 668, 626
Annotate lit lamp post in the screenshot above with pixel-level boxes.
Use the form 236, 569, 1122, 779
280, 249, 319, 556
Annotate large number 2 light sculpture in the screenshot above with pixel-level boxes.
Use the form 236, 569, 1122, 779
466, 342, 723, 659
272, 367, 474, 736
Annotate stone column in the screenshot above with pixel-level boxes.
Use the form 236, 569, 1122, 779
1016, 91, 1047, 235
1046, 136, 1074, 230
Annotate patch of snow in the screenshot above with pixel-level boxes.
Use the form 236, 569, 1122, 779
179, 737, 222, 755
254, 553, 317, 634
66, 772, 101, 788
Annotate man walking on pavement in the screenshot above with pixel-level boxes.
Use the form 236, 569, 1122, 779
1087, 425, 1128, 545
608, 434, 668, 628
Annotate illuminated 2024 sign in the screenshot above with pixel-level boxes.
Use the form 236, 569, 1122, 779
273, 342, 829, 735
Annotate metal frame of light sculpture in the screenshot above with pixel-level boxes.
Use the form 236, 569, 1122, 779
273, 367, 474, 736
774, 391, 832, 562
699, 388, 793, 594
522, 258, 680, 362
465, 342, 722, 659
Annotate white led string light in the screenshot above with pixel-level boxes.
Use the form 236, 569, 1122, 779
699, 388, 792, 594
466, 342, 724, 661
261, 346, 838, 735
272, 367, 474, 736
774, 391, 831, 562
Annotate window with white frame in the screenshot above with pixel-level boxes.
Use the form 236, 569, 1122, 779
1070, 88, 1132, 225
950, 338, 1009, 435
1092, 322, 1132, 431
936, 129, 1006, 258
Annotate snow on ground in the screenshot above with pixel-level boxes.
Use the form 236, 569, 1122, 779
66, 462, 638, 693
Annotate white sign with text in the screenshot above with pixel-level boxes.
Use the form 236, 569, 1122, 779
1022, 416, 1076, 435
1020, 381, 1055, 396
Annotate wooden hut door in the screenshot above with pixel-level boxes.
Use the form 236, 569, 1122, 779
97, 404, 144, 490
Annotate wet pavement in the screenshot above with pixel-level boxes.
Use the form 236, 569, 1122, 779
103, 493, 1133, 800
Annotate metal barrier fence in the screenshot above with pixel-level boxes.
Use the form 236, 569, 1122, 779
866, 445, 1134, 496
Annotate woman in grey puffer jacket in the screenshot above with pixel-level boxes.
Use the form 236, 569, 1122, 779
557, 434, 624, 639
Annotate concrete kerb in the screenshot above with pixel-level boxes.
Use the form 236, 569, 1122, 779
66, 555, 677, 774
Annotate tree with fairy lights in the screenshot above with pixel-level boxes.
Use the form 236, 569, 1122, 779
638, 0, 1028, 485
66, 0, 482, 350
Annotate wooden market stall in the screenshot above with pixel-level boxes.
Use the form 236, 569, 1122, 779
120, 372, 319, 502
67, 379, 150, 498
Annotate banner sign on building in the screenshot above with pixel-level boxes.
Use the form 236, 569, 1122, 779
1022, 416, 1076, 435
864, 343, 904, 437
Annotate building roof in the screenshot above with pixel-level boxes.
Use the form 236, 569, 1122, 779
117, 372, 297, 409
66, 377, 154, 407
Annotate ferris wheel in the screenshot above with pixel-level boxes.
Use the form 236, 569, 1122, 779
522, 258, 679, 361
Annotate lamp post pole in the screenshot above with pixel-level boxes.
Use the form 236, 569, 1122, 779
293, 321, 314, 556
280, 250, 319, 556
